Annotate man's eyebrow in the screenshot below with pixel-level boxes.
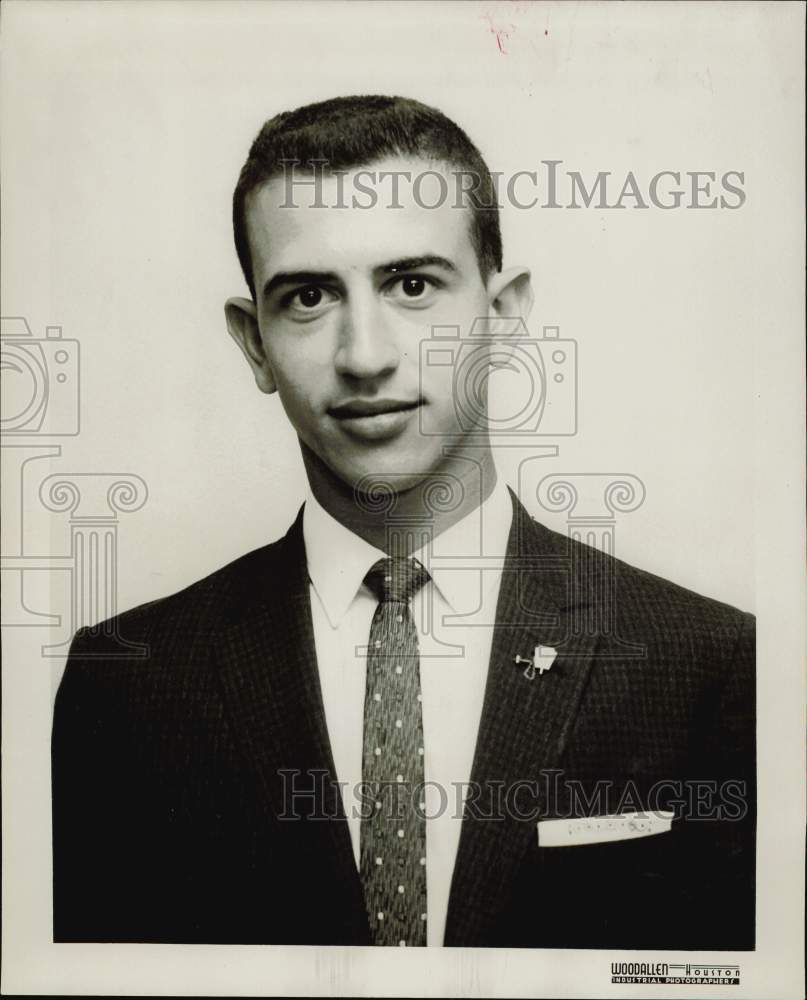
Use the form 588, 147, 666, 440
379, 255, 457, 274
262, 270, 339, 299
261, 256, 457, 299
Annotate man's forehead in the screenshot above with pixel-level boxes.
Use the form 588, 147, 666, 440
253, 153, 462, 207
245, 155, 478, 276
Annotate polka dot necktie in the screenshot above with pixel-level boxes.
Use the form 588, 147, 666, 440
360, 556, 431, 947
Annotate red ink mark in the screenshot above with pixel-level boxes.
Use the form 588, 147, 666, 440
481, 11, 515, 54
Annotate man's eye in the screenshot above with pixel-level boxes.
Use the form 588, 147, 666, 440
282, 285, 336, 314
386, 275, 439, 304
401, 276, 427, 297
293, 286, 324, 308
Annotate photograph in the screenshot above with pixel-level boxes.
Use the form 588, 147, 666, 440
1, 2, 804, 997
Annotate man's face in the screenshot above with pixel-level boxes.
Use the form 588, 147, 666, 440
229, 155, 518, 492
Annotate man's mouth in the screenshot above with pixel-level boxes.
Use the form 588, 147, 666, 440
328, 397, 423, 441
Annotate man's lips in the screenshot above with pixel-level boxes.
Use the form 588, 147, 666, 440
328, 398, 423, 419
328, 398, 423, 441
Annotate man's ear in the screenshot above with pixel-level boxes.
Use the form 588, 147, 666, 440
224, 297, 277, 394
486, 266, 535, 325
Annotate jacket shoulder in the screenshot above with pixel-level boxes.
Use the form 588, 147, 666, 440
530, 514, 754, 636
68, 526, 295, 658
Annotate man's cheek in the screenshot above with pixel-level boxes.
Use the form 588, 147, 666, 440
429, 371, 460, 416
274, 380, 316, 431
423, 395, 461, 439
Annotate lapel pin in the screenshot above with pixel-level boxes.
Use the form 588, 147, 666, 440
514, 645, 557, 681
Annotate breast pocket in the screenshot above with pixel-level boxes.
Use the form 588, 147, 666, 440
496, 822, 687, 949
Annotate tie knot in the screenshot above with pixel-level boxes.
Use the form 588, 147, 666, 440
364, 557, 430, 604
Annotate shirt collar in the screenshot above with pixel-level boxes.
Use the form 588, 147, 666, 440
416, 476, 512, 614
303, 477, 513, 626
303, 493, 386, 629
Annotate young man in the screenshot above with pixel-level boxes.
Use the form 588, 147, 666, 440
52, 95, 755, 949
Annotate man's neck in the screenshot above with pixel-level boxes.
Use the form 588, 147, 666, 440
301, 441, 498, 556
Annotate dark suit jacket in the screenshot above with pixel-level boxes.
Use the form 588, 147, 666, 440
52, 492, 755, 948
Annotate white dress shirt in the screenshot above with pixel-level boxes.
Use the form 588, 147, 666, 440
302, 478, 513, 946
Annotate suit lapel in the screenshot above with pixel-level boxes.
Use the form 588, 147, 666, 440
212, 508, 370, 943
444, 493, 600, 946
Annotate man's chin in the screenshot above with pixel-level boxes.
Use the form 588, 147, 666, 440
341, 463, 433, 497
302, 436, 459, 499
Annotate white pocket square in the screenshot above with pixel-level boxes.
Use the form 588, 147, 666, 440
537, 810, 674, 847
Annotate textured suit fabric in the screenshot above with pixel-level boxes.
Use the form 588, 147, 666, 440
52, 491, 755, 948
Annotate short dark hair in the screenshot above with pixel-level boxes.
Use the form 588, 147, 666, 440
232, 95, 503, 299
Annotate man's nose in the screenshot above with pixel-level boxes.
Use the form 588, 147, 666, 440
334, 295, 400, 381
